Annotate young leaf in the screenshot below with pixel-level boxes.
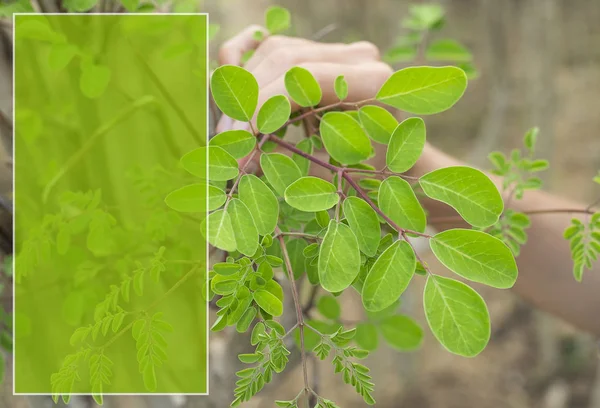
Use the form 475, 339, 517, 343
320, 112, 372, 164
203, 209, 236, 252
228, 199, 260, 257
265, 5, 291, 34
284, 67, 322, 107
208, 184, 226, 211
165, 184, 204, 212
430, 229, 518, 288
317, 295, 341, 320
376, 66, 467, 115
362, 240, 416, 312
257, 95, 291, 134
293, 138, 313, 176
319, 220, 361, 292
386, 117, 426, 173
343, 197, 381, 257
380, 315, 423, 351
355, 322, 378, 351
209, 130, 256, 159
284, 177, 339, 212
426, 39, 472, 62
358, 105, 398, 144
419, 166, 503, 228
260, 153, 302, 196
423, 274, 490, 357
334, 75, 348, 101
208, 146, 239, 181
253, 289, 283, 316
211, 65, 259, 122
378, 176, 427, 232
523, 127, 539, 152
239, 175, 279, 235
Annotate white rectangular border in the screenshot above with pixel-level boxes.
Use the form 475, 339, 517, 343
12, 11, 211, 397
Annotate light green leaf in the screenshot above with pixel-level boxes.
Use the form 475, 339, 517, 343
358, 105, 398, 144
253, 289, 283, 316
211, 65, 259, 122
260, 153, 302, 196
404, 4, 444, 30
80, 63, 111, 99
426, 39, 472, 62
143, 363, 157, 391
63, 0, 97, 12
239, 175, 279, 235
319, 220, 361, 292
362, 240, 415, 312
431, 229, 517, 288
265, 6, 291, 34
343, 197, 381, 257
317, 295, 341, 320
378, 176, 426, 232
203, 209, 236, 252
355, 322, 378, 351
376, 66, 467, 115
320, 112, 372, 164
284, 176, 339, 212
419, 166, 503, 228
208, 184, 226, 211
257, 95, 291, 134
284, 67, 322, 108
180, 147, 206, 178
208, 146, 239, 181
48, 43, 77, 71
383, 45, 416, 64
334, 75, 348, 100
293, 138, 313, 176
380, 315, 423, 351
165, 184, 204, 212
424, 275, 490, 357
523, 127, 539, 152
386, 117, 426, 173
594, 171, 600, 185
209, 130, 256, 159
228, 199, 259, 256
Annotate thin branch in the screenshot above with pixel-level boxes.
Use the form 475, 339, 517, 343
285, 98, 374, 128
343, 167, 419, 181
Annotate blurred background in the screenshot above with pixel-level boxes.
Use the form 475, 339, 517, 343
1, 0, 600, 407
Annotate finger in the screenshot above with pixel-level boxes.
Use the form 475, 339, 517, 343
243, 35, 311, 71
218, 25, 268, 66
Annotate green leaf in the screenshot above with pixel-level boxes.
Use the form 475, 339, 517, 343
376, 66, 468, 115
293, 139, 313, 176
260, 153, 302, 196
228, 199, 260, 257
143, 363, 157, 391
593, 171, 600, 185
213, 262, 241, 275
343, 197, 381, 257
165, 184, 204, 212
380, 315, 423, 351
317, 295, 341, 320
419, 166, 503, 228
253, 289, 283, 316
211, 65, 259, 122
209, 130, 256, 159
180, 147, 206, 178
203, 209, 236, 252
56, 226, 71, 255
424, 275, 490, 357
355, 322, 378, 351
257, 95, 291, 134
80, 63, 111, 99
404, 4, 444, 30
426, 39, 472, 62
362, 241, 416, 312
284, 177, 339, 212
48, 43, 77, 71
63, 0, 97, 11
358, 105, 398, 144
239, 175, 279, 235
284, 239, 308, 279
284, 67, 322, 108
383, 45, 416, 64
524, 127, 539, 152
320, 112, 372, 164
319, 220, 361, 292
208, 184, 226, 211
378, 176, 427, 232
334, 75, 348, 100
430, 229, 518, 288
386, 117, 426, 173
265, 5, 291, 34
121, 0, 139, 11
208, 146, 239, 181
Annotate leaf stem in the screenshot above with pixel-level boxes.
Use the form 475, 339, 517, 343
285, 98, 375, 127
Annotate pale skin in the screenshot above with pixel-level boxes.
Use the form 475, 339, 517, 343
216, 26, 600, 337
